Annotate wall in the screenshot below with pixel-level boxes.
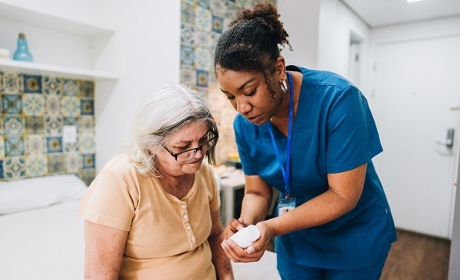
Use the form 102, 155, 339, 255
0, 72, 96, 185
179, 0, 275, 165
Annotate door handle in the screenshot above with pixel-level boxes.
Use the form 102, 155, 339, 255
436, 128, 454, 148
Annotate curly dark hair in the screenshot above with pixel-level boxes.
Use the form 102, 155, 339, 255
214, 2, 292, 98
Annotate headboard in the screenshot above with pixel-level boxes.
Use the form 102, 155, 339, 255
0, 71, 96, 186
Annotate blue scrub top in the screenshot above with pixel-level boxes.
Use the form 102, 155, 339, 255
234, 66, 397, 270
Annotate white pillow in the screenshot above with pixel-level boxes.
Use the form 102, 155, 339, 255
0, 175, 88, 215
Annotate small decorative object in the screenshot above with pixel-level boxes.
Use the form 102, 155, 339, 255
0, 48, 10, 59
13, 32, 33, 62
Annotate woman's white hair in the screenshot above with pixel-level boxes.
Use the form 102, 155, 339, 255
128, 83, 219, 176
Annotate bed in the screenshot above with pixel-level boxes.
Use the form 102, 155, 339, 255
0, 175, 280, 280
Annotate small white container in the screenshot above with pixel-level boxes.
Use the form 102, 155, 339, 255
0, 48, 10, 59
229, 225, 261, 248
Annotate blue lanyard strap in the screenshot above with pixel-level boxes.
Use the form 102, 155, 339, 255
268, 72, 294, 199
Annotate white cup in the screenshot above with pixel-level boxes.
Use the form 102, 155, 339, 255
229, 225, 261, 248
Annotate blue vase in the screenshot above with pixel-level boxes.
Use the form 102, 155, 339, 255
13, 33, 33, 62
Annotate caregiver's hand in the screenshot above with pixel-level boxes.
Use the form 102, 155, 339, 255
221, 221, 274, 263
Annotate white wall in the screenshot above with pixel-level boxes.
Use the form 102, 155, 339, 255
277, 0, 321, 69
95, 0, 181, 171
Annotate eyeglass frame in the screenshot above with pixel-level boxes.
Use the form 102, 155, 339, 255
162, 136, 217, 162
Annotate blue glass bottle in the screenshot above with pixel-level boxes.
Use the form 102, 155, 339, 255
13, 33, 33, 62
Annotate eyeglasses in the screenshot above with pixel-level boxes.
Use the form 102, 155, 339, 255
162, 137, 216, 162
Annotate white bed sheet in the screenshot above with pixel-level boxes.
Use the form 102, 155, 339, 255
0, 200, 84, 280
0, 199, 280, 280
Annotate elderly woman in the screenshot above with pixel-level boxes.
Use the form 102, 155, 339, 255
79, 84, 234, 279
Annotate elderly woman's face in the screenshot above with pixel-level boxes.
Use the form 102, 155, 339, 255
156, 121, 211, 176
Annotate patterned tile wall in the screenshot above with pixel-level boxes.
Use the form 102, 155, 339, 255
180, 0, 276, 165
0, 71, 96, 185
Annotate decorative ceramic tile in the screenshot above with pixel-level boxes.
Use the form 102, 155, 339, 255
80, 100, 94, 115
45, 115, 63, 136
180, 65, 197, 88
181, 23, 196, 47
61, 96, 80, 117
24, 135, 47, 155
196, 69, 209, 87
63, 79, 80, 96
181, 46, 195, 66
194, 47, 213, 70
23, 75, 42, 93
198, 0, 211, 9
22, 93, 45, 116
45, 94, 61, 116
42, 76, 62, 95
82, 153, 95, 169
181, 1, 196, 25
2, 94, 22, 114
65, 152, 81, 173
46, 136, 63, 153
79, 115, 95, 131
195, 6, 212, 31
3, 156, 26, 180
211, 15, 223, 33
80, 81, 94, 99
1, 71, 96, 184
79, 131, 96, 154
1, 72, 23, 94
25, 155, 47, 177
47, 154, 65, 174
4, 116, 24, 136
195, 29, 213, 48
5, 136, 24, 156
25, 116, 45, 135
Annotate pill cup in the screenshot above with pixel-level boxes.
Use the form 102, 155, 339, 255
229, 225, 261, 248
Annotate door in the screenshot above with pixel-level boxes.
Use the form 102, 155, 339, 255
370, 35, 460, 239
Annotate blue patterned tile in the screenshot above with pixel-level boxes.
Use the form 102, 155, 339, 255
80, 100, 94, 115
195, 6, 212, 31
181, 1, 196, 25
24, 135, 46, 155
65, 152, 80, 173
4, 116, 24, 136
181, 23, 196, 47
0, 160, 3, 179
4, 137, 24, 157
196, 69, 209, 87
82, 153, 95, 169
46, 136, 63, 153
2, 94, 22, 114
61, 96, 80, 117
23, 75, 42, 93
212, 15, 223, 33
45, 94, 61, 116
198, 0, 210, 9
194, 47, 213, 70
181, 45, 195, 66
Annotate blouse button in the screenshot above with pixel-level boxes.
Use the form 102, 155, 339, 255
190, 236, 195, 241
186, 225, 191, 230
183, 214, 188, 220
181, 204, 186, 209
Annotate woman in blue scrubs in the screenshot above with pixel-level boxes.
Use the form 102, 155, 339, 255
214, 3, 397, 279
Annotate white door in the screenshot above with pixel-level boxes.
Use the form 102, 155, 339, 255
370, 35, 460, 239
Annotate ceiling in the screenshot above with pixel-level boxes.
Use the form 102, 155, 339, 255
340, 0, 460, 28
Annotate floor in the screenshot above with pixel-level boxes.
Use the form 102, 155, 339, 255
266, 229, 451, 279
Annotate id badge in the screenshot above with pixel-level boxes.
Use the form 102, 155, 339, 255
278, 197, 296, 216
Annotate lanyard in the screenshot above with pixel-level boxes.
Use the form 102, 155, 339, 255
268, 72, 294, 199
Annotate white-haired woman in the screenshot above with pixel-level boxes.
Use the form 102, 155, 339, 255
79, 84, 234, 279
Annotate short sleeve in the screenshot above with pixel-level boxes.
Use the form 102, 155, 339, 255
326, 86, 382, 173
79, 168, 138, 231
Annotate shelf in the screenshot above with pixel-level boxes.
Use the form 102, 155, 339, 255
0, 2, 115, 37
0, 59, 118, 81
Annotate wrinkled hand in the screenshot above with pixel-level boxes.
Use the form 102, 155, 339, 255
221, 220, 274, 263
